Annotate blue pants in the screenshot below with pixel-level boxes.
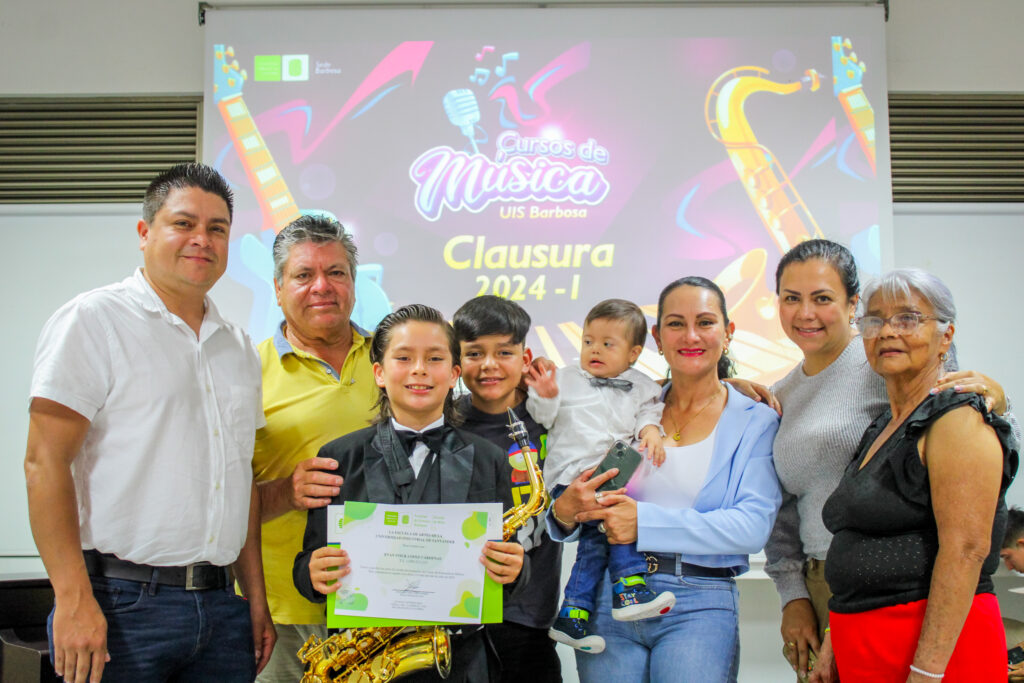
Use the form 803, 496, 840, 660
48, 576, 256, 683
562, 520, 648, 613
575, 571, 740, 683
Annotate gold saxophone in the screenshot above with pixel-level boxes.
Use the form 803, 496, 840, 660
298, 408, 548, 682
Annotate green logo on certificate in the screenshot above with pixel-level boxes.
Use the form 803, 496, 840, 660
384, 511, 399, 526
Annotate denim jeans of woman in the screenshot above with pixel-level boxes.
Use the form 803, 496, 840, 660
574, 571, 739, 683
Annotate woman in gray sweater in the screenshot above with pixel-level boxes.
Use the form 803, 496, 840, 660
763, 239, 1016, 681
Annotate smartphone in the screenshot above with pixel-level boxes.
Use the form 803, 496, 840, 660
1009, 646, 1024, 665
593, 441, 644, 492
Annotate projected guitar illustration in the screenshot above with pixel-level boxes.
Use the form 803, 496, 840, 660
213, 44, 392, 339
832, 36, 876, 173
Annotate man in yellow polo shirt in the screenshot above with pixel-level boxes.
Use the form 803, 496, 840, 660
252, 215, 377, 682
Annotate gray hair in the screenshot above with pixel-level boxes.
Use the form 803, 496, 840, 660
272, 214, 358, 282
859, 268, 958, 371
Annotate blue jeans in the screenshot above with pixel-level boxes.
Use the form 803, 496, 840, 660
574, 571, 740, 683
48, 576, 256, 683
562, 521, 648, 613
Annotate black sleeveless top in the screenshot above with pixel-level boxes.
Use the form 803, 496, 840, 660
823, 391, 1018, 614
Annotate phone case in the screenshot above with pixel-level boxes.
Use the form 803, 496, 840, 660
594, 440, 644, 492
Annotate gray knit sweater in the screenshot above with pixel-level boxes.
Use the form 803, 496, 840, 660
764, 340, 888, 607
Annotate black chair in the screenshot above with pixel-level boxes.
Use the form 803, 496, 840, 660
0, 574, 59, 683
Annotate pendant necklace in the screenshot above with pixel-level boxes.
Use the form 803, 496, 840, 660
666, 385, 724, 441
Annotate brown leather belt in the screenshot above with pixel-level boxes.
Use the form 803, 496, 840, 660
83, 550, 231, 591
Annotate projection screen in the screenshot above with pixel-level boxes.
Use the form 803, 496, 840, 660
203, 5, 891, 383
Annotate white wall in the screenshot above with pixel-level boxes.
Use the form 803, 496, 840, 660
2, 1, 1021, 680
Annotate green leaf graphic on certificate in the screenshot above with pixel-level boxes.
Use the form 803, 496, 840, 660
449, 590, 481, 618
346, 503, 377, 521
461, 511, 488, 540
336, 591, 368, 612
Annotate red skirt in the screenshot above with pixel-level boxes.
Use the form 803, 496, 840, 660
830, 593, 1005, 682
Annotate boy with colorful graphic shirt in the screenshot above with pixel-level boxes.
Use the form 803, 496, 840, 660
526, 299, 672, 654
452, 296, 563, 683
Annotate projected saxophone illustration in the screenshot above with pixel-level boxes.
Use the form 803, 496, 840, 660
705, 66, 825, 254
698, 66, 825, 379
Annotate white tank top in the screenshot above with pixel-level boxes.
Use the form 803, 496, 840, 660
627, 425, 717, 509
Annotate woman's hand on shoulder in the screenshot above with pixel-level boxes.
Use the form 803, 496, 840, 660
723, 378, 782, 415
931, 370, 1006, 414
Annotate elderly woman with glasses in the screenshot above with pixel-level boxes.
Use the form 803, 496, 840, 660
810, 268, 1018, 683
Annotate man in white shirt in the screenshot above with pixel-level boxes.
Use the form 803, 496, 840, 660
25, 163, 275, 683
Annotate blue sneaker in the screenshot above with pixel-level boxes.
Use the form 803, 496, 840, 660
611, 575, 675, 621
548, 606, 606, 653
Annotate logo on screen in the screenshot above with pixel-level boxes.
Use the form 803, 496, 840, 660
282, 54, 309, 81
253, 54, 309, 81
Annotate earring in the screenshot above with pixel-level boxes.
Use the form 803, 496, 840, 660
940, 351, 948, 362
657, 349, 664, 356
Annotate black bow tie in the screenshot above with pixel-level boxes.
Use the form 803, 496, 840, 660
589, 376, 633, 391
395, 425, 448, 457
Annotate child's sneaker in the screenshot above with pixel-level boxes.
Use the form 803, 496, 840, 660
611, 575, 676, 621
548, 606, 606, 653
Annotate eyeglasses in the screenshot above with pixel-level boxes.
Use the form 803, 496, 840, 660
855, 311, 944, 339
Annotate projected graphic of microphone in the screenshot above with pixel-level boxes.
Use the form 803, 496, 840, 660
443, 89, 481, 155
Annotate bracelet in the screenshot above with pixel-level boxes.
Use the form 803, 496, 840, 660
909, 664, 944, 679
550, 506, 577, 529
823, 627, 830, 634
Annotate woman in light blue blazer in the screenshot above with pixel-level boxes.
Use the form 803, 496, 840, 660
549, 276, 782, 683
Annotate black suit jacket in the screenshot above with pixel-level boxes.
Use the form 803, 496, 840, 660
293, 421, 528, 603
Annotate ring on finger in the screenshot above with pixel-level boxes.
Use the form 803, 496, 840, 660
594, 491, 604, 503
598, 522, 607, 533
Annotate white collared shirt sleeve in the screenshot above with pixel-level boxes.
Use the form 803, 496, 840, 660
31, 293, 113, 420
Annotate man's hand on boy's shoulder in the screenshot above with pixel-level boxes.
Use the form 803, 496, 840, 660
524, 360, 559, 399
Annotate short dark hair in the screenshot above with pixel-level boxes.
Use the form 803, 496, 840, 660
452, 296, 531, 345
585, 299, 647, 348
369, 304, 462, 425
142, 163, 234, 224
1004, 507, 1024, 549
655, 277, 735, 379
273, 214, 358, 282
775, 239, 860, 300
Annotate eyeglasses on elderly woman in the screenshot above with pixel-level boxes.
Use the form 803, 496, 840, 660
855, 311, 946, 339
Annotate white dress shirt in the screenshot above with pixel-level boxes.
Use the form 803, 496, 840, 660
527, 365, 664, 487
30, 269, 264, 567
391, 416, 445, 476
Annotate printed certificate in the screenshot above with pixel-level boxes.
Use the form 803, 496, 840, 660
326, 501, 503, 627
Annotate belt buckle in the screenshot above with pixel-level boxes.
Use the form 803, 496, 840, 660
645, 554, 659, 574
185, 564, 199, 591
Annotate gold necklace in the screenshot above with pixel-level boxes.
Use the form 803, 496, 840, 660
665, 385, 724, 441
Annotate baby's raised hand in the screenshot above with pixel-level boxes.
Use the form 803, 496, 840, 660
524, 362, 559, 399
